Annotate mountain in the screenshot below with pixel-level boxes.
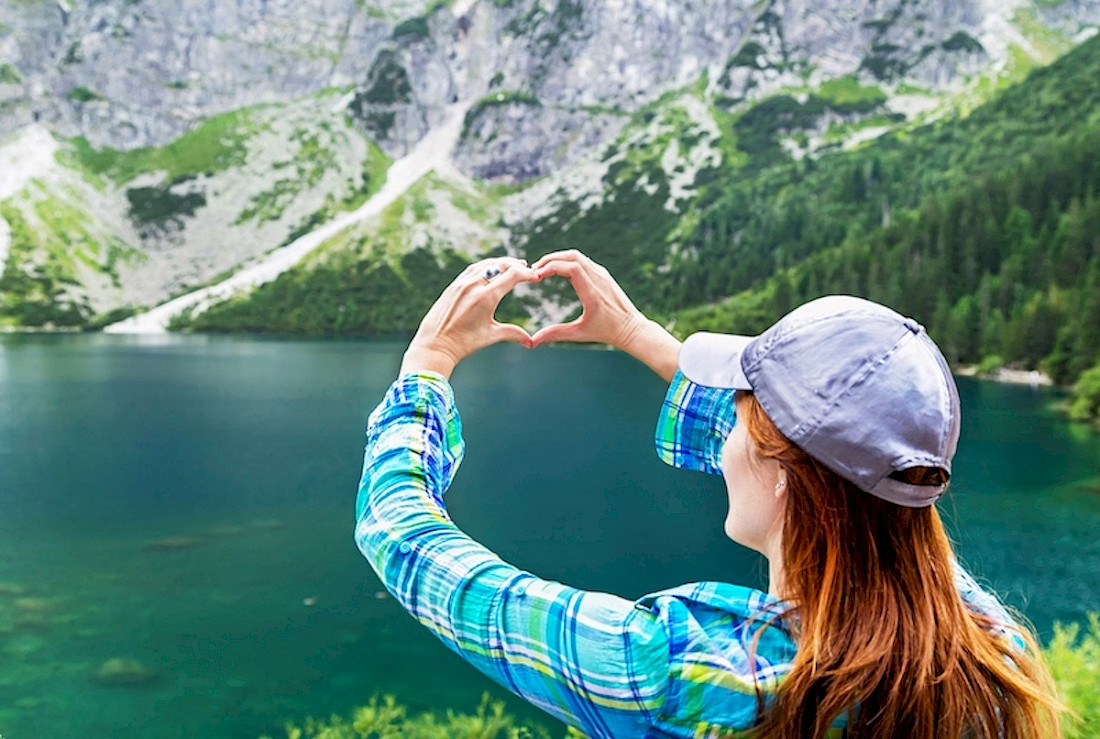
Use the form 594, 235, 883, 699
1, 0, 1099, 390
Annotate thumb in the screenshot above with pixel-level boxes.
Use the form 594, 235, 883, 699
492, 322, 534, 348
531, 320, 583, 346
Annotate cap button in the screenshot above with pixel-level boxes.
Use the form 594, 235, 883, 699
902, 318, 924, 335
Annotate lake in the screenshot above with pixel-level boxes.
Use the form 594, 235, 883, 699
0, 334, 1097, 737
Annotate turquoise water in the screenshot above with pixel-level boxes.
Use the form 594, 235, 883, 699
0, 334, 1097, 737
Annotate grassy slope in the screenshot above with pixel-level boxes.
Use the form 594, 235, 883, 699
179, 175, 529, 335
0, 93, 391, 328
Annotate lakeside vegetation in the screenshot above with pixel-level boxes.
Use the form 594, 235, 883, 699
267, 615, 1100, 738
1047, 614, 1100, 736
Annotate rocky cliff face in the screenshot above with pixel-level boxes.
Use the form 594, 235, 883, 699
4, 0, 1099, 172
0, 0, 428, 146
1, 0, 1099, 327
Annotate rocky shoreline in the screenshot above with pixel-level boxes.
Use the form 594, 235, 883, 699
955, 365, 1055, 386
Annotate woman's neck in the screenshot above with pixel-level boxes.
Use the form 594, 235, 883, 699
765, 539, 787, 599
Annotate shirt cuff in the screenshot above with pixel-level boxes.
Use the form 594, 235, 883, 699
654, 369, 737, 477
360, 371, 466, 513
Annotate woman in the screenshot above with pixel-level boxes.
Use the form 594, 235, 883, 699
355, 250, 1062, 737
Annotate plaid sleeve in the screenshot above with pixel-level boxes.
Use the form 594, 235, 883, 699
354, 373, 673, 737
655, 369, 737, 476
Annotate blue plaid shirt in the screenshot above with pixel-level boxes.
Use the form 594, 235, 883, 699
355, 371, 1020, 738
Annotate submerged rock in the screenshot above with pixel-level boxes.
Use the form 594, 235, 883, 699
3, 634, 48, 657
0, 582, 28, 596
247, 519, 285, 530
11, 598, 56, 630
93, 657, 159, 687
13, 597, 53, 612
12, 613, 51, 632
142, 536, 200, 551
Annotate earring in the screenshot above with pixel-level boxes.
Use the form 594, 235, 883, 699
774, 480, 787, 494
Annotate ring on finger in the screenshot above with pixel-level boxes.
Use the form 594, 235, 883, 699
482, 264, 503, 281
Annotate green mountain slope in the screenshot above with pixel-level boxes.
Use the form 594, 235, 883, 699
16, 25, 1096, 402
514, 34, 1100, 388
665, 34, 1100, 387
170, 34, 1100, 399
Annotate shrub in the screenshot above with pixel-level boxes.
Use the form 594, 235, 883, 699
1068, 364, 1100, 423
264, 692, 564, 739
392, 16, 430, 40
977, 354, 1005, 376
0, 62, 22, 84
1045, 614, 1100, 736
126, 181, 206, 227
68, 85, 105, 103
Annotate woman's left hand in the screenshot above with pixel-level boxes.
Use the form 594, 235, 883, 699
400, 257, 538, 379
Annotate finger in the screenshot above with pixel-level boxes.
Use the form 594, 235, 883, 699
532, 249, 588, 271
533, 259, 599, 303
486, 264, 538, 300
491, 322, 534, 348
534, 258, 586, 281
469, 257, 529, 289
531, 319, 584, 346
487, 256, 529, 272
467, 256, 524, 279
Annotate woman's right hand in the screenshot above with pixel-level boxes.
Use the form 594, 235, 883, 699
532, 250, 681, 382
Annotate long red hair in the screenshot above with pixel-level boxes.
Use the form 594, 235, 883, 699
737, 392, 1063, 737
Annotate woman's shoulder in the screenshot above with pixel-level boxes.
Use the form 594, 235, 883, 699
636, 581, 783, 618
634, 581, 799, 664
631, 581, 803, 733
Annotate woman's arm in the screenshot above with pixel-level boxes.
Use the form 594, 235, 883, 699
356, 257, 673, 735
531, 250, 681, 382
356, 372, 671, 736
355, 256, 783, 736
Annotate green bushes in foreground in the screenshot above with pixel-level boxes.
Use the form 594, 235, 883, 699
261, 693, 582, 739
269, 617, 1100, 738
1048, 614, 1100, 737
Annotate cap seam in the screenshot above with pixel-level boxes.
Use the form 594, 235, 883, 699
922, 334, 957, 465
789, 324, 912, 446
749, 304, 882, 361
795, 327, 920, 494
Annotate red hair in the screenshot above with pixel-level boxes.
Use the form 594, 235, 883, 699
736, 392, 1063, 737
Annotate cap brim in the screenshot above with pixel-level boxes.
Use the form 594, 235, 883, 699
680, 332, 755, 390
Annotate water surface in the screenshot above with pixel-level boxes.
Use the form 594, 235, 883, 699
0, 334, 1097, 737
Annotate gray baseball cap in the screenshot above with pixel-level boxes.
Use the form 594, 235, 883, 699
677, 295, 960, 507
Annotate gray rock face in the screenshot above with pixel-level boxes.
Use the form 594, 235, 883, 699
0, 0, 420, 146
457, 99, 628, 181
348, 0, 1100, 180
1, 0, 1099, 174
1, 0, 1098, 325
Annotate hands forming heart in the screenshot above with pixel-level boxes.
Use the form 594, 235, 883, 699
399, 250, 680, 382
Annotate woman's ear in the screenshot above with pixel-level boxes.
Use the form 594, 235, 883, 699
774, 469, 788, 498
